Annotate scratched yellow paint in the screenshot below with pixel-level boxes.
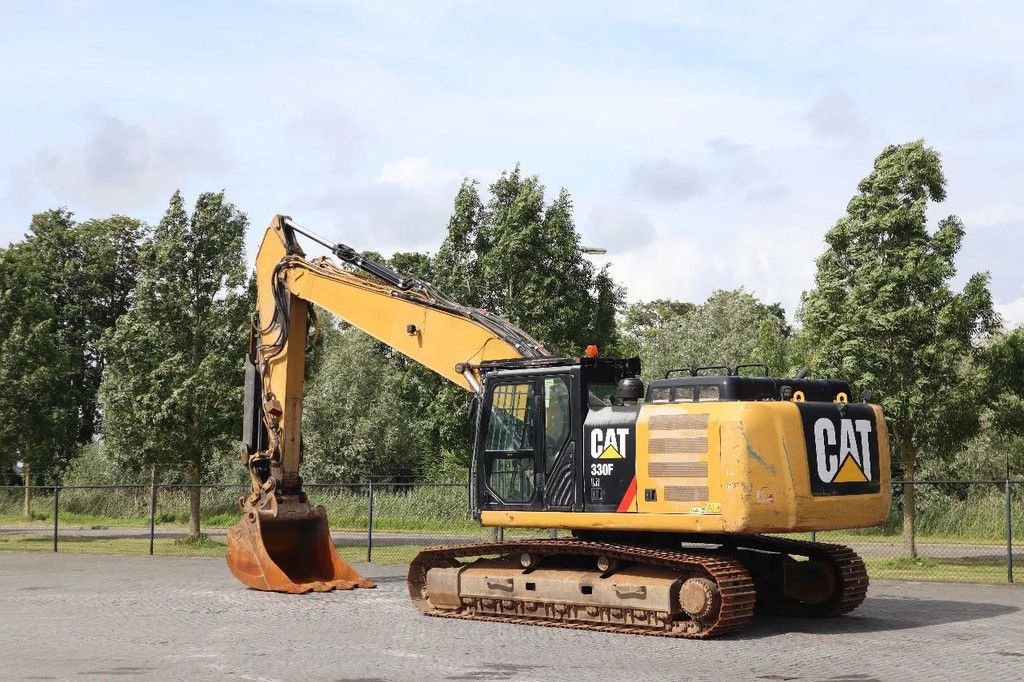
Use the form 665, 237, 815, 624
484, 401, 891, 534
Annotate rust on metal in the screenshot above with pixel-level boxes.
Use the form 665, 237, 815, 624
226, 507, 374, 594
406, 534, 869, 638
680, 577, 719, 620
407, 539, 757, 639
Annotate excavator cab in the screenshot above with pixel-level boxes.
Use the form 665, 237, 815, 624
472, 357, 640, 517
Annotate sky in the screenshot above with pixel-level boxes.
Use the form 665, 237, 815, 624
2, 1, 1023, 325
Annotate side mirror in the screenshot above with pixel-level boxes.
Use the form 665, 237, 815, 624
467, 395, 479, 419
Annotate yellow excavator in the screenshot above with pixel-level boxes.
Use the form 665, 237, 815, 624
227, 215, 891, 638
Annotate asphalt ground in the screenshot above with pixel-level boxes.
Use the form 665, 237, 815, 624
1, 553, 1022, 681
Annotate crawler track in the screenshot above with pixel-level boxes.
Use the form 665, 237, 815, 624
576, 531, 870, 619
408, 534, 869, 638
727, 534, 869, 617
408, 539, 756, 638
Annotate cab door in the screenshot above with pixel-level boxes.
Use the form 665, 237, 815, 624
477, 378, 543, 510
475, 371, 580, 513
540, 374, 577, 511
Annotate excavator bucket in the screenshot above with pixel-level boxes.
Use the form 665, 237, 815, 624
226, 507, 375, 593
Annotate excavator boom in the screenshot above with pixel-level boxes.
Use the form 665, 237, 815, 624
227, 216, 547, 593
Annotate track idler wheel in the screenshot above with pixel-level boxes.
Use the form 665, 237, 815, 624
679, 577, 720, 621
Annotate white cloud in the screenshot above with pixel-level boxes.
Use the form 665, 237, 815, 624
996, 296, 1024, 330
606, 232, 704, 304
629, 159, 704, 202
377, 157, 461, 189
806, 92, 867, 141
583, 205, 656, 253
286, 102, 365, 174
1, 1, 1022, 326
13, 114, 227, 213
291, 157, 468, 253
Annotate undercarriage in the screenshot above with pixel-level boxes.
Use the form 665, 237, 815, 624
407, 533, 868, 638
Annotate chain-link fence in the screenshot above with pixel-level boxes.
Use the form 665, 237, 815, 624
810, 480, 1021, 584
1, 480, 1019, 584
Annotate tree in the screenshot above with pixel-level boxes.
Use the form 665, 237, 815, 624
100, 191, 249, 538
0, 244, 74, 498
25, 210, 146, 444
302, 317, 421, 482
0, 210, 145, 483
433, 168, 623, 354
633, 289, 793, 381
619, 299, 696, 356
425, 167, 624, 467
985, 326, 1024, 455
799, 141, 998, 557
934, 327, 1024, 481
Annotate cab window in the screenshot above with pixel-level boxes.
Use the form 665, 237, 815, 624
485, 383, 535, 451
543, 377, 571, 473
484, 382, 536, 503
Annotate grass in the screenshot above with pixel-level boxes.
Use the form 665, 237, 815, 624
0, 512, 153, 527
781, 530, 1016, 547
864, 556, 1016, 584
0, 534, 227, 558
0, 484, 481, 532
6, 485, 1020, 539
0, 532, 426, 564
3, 532, 1017, 583
2, 483, 1021, 583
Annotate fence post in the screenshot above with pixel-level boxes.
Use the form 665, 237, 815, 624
23, 462, 31, 518
1007, 480, 1014, 584
149, 465, 157, 556
52, 484, 59, 553
367, 481, 374, 563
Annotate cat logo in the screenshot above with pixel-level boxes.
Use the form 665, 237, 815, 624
799, 403, 880, 496
591, 428, 629, 459
814, 417, 873, 483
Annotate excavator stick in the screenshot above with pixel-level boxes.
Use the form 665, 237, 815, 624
226, 506, 375, 593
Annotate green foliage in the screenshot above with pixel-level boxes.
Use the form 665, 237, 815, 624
0, 250, 72, 478
60, 443, 122, 486
433, 167, 624, 354
302, 319, 421, 482
923, 326, 1024, 480
99, 190, 249, 532
27, 211, 147, 443
0, 210, 145, 478
618, 299, 696, 357
983, 327, 1024, 440
799, 140, 997, 555
800, 140, 997, 462
630, 289, 793, 382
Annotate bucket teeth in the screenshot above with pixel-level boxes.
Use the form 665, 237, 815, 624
226, 507, 375, 593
